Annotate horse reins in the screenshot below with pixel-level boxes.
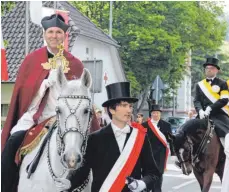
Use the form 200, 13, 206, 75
192, 118, 214, 165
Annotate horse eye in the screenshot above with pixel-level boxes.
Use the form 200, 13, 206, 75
84, 108, 89, 114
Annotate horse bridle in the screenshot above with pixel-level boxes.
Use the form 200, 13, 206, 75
177, 137, 193, 165
46, 95, 92, 192
55, 95, 93, 159
176, 118, 215, 169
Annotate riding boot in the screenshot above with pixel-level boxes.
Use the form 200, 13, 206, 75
1, 131, 27, 192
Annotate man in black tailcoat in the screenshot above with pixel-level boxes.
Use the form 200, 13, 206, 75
142, 104, 173, 192
69, 82, 161, 192
194, 58, 229, 143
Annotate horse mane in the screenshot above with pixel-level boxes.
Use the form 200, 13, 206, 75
174, 119, 208, 148
178, 119, 208, 135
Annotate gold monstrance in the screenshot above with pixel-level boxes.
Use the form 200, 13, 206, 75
41, 44, 70, 73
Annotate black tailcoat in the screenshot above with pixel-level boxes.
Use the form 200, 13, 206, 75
194, 77, 229, 136
142, 120, 172, 174
70, 124, 161, 192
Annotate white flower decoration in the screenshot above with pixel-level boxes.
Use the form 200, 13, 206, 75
212, 85, 220, 93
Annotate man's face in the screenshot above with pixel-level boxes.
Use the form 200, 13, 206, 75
44, 27, 65, 50
136, 115, 143, 123
151, 111, 161, 121
110, 101, 133, 124
96, 111, 102, 119
204, 65, 219, 78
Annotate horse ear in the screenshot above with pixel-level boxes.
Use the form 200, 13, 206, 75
81, 68, 92, 89
57, 65, 67, 87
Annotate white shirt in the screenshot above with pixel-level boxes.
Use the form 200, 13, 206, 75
151, 119, 159, 130
10, 71, 60, 134
111, 122, 130, 152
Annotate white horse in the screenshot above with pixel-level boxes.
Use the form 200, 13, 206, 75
18, 67, 92, 192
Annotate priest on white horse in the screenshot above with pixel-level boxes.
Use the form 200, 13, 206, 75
1, 13, 99, 192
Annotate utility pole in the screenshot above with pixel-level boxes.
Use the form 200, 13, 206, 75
109, 1, 113, 37
155, 76, 159, 104
54, 1, 57, 10
25, 1, 29, 55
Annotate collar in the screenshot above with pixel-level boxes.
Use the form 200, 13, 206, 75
151, 119, 159, 124
206, 76, 216, 81
47, 47, 55, 56
111, 122, 130, 134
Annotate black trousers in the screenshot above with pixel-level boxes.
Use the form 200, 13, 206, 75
1, 130, 27, 192
152, 176, 163, 192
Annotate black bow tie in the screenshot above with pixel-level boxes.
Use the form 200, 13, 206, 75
206, 79, 213, 83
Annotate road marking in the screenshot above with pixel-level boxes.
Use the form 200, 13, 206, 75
211, 186, 221, 189
172, 179, 196, 190
165, 164, 221, 182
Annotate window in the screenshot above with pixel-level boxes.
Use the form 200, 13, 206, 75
82, 60, 103, 93
1, 104, 9, 128
1, 104, 9, 117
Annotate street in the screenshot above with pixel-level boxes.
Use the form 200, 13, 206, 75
162, 157, 221, 192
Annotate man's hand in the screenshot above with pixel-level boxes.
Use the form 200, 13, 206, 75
54, 177, 71, 192
47, 69, 58, 87
126, 177, 146, 192
199, 109, 205, 119
204, 106, 212, 117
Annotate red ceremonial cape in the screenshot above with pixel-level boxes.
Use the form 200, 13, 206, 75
1, 46, 99, 151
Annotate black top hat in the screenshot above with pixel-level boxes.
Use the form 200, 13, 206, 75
41, 14, 69, 32
150, 104, 162, 113
102, 82, 138, 107
203, 58, 220, 70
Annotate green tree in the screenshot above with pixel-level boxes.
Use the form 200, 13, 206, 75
1, 1, 16, 15
71, 1, 227, 109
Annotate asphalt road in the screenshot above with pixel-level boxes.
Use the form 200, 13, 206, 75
162, 157, 222, 192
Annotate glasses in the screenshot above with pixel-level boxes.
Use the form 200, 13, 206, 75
205, 66, 216, 70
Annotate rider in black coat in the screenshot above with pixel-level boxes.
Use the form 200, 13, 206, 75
194, 58, 229, 138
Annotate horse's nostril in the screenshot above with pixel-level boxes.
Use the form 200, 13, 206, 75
62, 154, 66, 162
77, 155, 81, 163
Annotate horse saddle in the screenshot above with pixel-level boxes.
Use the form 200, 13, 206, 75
15, 117, 56, 166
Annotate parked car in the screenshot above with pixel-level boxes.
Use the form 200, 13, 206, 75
166, 116, 188, 134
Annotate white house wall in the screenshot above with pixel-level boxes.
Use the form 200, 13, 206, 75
71, 36, 126, 108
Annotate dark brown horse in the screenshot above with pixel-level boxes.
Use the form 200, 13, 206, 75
168, 118, 225, 192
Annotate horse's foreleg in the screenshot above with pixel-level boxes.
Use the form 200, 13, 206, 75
201, 169, 214, 192
193, 167, 203, 190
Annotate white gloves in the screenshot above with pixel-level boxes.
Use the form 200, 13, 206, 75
204, 106, 212, 117
199, 109, 205, 119
47, 69, 58, 87
54, 177, 71, 192
126, 178, 146, 192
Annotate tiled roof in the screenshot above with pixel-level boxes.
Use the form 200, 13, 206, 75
1, 1, 119, 82
2, 2, 43, 82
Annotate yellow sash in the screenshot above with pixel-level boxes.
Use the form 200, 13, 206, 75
198, 80, 229, 115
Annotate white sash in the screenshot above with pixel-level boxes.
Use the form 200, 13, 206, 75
99, 128, 138, 192
151, 121, 167, 146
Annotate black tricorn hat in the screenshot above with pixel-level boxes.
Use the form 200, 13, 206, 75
150, 104, 162, 113
203, 57, 220, 70
41, 14, 69, 32
102, 82, 138, 107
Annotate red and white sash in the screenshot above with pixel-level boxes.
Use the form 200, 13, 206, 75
99, 123, 146, 192
198, 79, 229, 115
148, 119, 169, 170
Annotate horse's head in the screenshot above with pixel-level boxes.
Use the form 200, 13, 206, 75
55, 66, 92, 170
168, 131, 193, 175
